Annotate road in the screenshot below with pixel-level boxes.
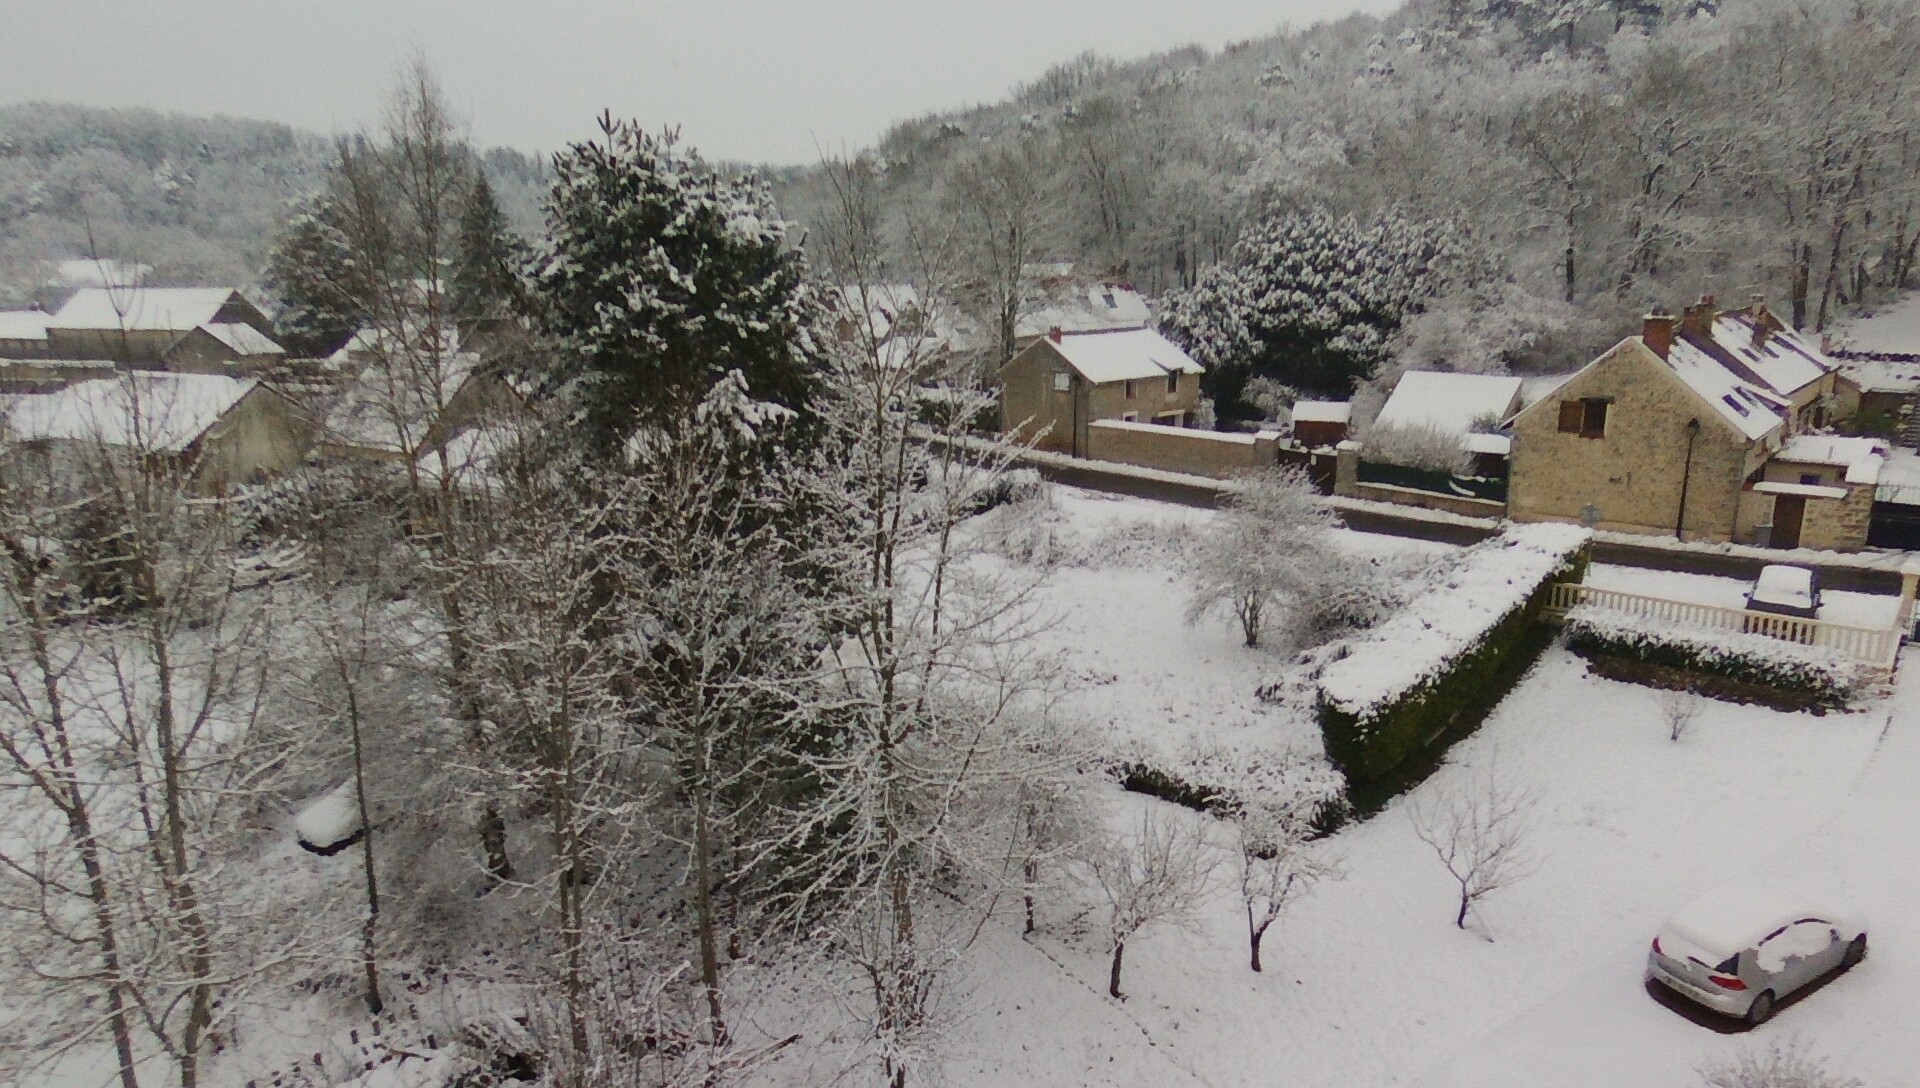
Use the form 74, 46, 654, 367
1015, 455, 1911, 595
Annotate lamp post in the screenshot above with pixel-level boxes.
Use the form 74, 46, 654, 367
1676, 417, 1701, 541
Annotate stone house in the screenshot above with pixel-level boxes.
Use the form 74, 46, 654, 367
2, 372, 314, 495
0, 308, 53, 358
998, 326, 1204, 456
43, 287, 279, 364
1509, 297, 1869, 550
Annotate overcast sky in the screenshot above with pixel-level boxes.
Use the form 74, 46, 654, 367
0, 1, 1400, 166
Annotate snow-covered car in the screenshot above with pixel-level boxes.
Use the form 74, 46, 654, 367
1744, 563, 1821, 620
1645, 882, 1866, 1026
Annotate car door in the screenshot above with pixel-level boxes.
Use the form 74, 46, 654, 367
1757, 920, 1841, 995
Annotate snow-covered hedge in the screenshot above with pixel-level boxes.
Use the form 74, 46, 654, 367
1562, 606, 1865, 707
1109, 745, 1347, 826
1315, 523, 1590, 784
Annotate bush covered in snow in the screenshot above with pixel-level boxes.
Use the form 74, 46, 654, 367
1109, 744, 1347, 827
1563, 607, 1866, 708
1697, 1038, 1863, 1088
1357, 421, 1471, 475
1316, 524, 1590, 784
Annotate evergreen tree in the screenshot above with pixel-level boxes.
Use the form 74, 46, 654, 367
530, 115, 821, 449
1160, 208, 1488, 419
450, 174, 528, 339
263, 194, 364, 357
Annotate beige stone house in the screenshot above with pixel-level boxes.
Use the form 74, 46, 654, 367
2, 372, 314, 494
999, 326, 1203, 456
1509, 297, 1869, 549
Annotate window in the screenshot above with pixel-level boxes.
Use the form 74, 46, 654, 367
1557, 398, 1608, 438
1800, 473, 1822, 486
1052, 371, 1070, 392
1120, 412, 1139, 422
1124, 379, 1137, 399
1166, 371, 1180, 394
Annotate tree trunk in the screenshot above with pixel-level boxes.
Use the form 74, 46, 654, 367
345, 683, 383, 1015
1248, 907, 1270, 973
1455, 887, 1471, 930
1108, 941, 1126, 1000
147, 624, 214, 1088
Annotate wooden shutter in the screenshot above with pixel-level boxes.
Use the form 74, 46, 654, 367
1557, 400, 1583, 434
1583, 399, 1608, 438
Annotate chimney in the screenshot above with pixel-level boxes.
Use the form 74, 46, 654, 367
1680, 294, 1716, 338
1048, 326, 1062, 344
1749, 294, 1771, 348
1643, 310, 1677, 359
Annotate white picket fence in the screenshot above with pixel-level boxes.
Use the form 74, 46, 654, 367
1544, 582, 1905, 674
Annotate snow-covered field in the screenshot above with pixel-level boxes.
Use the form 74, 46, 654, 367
939, 487, 1911, 1087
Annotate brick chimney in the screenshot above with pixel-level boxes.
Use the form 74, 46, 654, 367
1048, 326, 1062, 344
1680, 294, 1716, 339
1643, 310, 1677, 359
1749, 294, 1771, 348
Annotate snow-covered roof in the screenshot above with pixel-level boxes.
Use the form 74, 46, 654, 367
1703, 312, 1832, 398
1466, 432, 1511, 456
324, 352, 484, 454
1042, 327, 1203, 384
1752, 480, 1849, 500
1773, 435, 1886, 485
1373, 371, 1522, 436
198, 322, 284, 357
1662, 338, 1788, 441
4, 372, 258, 452
1017, 283, 1152, 338
1292, 400, 1351, 424
1838, 357, 1920, 394
49, 288, 246, 333
1876, 447, 1920, 505
1832, 292, 1920, 356
1661, 881, 1841, 961
1519, 372, 1576, 408
0, 310, 52, 341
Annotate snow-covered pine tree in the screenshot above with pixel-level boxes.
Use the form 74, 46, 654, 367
263, 193, 364, 357
449, 173, 528, 342
1159, 208, 1488, 417
531, 116, 822, 450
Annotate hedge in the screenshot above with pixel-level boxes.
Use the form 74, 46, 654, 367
1316, 524, 1590, 787
1562, 606, 1864, 708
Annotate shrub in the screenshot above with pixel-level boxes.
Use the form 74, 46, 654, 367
1358, 421, 1470, 474
1316, 525, 1589, 785
1563, 607, 1864, 708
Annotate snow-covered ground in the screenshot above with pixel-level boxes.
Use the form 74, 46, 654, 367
936, 487, 1907, 1087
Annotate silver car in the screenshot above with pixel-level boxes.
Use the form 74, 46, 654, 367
1645, 882, 1867, 1025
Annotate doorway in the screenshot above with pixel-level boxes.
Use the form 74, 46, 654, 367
1772, 494, 1806, 549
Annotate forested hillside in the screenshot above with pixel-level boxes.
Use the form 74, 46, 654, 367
775, 0, 1920, 405
0, 103, 546, 304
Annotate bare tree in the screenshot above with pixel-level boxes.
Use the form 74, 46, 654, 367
1186, 468, 1337, 648
1223, 762, 1344, 973
1408, 764, 1540, 931
944, 140, 1054, 370
1089, 811, 1214, 1000
1660, 685, 1701, 743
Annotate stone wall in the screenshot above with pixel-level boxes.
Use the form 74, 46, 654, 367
1086, 419, 1276, 478
1798, 487, 1874, 552
1509, 340, 1756, 541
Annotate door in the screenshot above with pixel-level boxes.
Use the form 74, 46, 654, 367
1772, 494, 1806, 550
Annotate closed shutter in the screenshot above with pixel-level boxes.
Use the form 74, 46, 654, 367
1557, 400, 1584, 434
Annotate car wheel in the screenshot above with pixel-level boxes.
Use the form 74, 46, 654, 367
1843, 935, 1868, 969
1744, 990, 1776, 1026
